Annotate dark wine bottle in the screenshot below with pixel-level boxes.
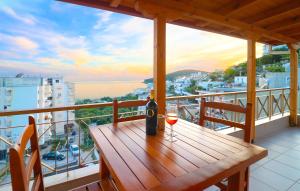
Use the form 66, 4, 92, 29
146, 89, 158, 135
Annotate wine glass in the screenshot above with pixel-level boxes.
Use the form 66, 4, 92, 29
165, 105, 178, 142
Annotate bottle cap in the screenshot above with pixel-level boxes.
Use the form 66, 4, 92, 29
150, 89, 155, 99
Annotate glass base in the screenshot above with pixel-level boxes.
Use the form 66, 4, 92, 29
164, 136, 177, 142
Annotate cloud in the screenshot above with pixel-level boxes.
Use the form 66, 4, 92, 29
1, 6, 37, 25
0, 33, 39, 56
12, 36, 39, 50
93, 11, 113, 29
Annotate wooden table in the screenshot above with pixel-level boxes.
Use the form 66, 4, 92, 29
89, 119, 267, 191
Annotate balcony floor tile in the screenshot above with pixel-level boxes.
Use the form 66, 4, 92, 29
251, 167, 294, 191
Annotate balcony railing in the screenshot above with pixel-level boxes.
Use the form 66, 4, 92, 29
0, 87, 291, 187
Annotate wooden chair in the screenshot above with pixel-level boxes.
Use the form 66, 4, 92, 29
10, 116, 113, 191
199, 97, 252, 143
113, 98, 149, 123
199, 98, 252, 191
9, 116, 44, 191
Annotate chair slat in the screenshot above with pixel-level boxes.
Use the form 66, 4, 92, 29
19, 124, 34, 156
204, 101, 247, 113
118, 100, 148, 108
26, 150, 38, 181
32, 174, 42, 191
113, 98, 149, 123
204, 116, 245, 129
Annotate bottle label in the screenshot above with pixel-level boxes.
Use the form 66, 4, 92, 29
146, 109, 155, 117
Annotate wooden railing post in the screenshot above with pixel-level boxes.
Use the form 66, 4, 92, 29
113, 99, 118, 124
154, 14, 166, 130
247, 36, 258, 141
268, 90, 272, 119
288, 44, 298, 126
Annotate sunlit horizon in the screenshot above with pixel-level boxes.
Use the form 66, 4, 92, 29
0, 0, 264, 82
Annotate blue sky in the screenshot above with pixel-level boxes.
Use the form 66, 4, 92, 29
0, 0, 263, 82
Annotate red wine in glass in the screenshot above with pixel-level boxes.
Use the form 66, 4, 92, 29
166, 113, 178, 125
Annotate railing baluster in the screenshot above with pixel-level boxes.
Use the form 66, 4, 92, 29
66, 110, 69, 177
78, 118, 81, 166
268, 89, 272, 119
281, 89, 284, 116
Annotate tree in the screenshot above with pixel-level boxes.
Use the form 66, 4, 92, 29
224, 68, 237, 83
209, 70, 223, 81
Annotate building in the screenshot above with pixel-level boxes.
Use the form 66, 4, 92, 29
234, 76, 247, 86
0, 75, 75, 159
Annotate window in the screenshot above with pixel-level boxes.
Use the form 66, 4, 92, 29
56, 80, 59, 83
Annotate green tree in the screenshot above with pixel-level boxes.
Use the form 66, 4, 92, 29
223, 68, 237, 83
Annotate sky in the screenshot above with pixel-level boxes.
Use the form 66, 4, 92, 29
0, 0, 264, 82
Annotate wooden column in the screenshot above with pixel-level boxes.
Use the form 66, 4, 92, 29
288, 44, 298, 126
154, 15, 166, 130
247, 38, 257, 141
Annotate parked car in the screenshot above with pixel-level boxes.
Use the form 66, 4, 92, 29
70, 144, 79, 156
42, 151, 65, 161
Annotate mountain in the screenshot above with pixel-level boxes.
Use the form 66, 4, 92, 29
144, 69, 208, 83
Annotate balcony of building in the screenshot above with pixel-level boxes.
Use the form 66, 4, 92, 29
1, 0, 300, 191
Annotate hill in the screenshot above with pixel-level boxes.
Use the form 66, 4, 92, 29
144, 69, 208, 83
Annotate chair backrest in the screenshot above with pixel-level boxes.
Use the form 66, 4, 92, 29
10, 116, 44, 191
113, 98, 149, 123
199, 98, 252, 143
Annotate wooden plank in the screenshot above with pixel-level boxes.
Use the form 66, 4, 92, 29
247, 37, 257, 141
224, 0, 262, 17
129, 122, 209, 168
100, 126, 161, 190
106, 124, 175, 182
165, 124, 238, 156
288, 44, 298, 126
149, 148, 267, 191
138, 0, 296, 43
128, 122, 218, 163
115, 122, 188, 176
89, 127, 146, 191
173, 120, 249, 150
86, 181, 101, 191
118, 115, 146, 122
136, 119, 245, 152
154, 14, 166, 130
247, 1, 300, 24
178, 119, 247, 146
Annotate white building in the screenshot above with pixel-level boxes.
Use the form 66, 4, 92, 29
234, 76, 247, 86
0, 75, 75, 159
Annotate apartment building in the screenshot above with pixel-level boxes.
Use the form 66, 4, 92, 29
0, 75, 75, 159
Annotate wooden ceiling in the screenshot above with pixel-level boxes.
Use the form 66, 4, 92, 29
60, 0, 300, 45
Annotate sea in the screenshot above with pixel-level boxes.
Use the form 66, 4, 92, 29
74, 81, 147, 99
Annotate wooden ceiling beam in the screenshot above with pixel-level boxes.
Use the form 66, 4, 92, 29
266, 16, 300, 32
110, 0, 122, 8
225, 0, 262, 17
59, 0, 145, 18
137, 0, 296, 43
216, 0, 258, 15
246, 1, 300, 24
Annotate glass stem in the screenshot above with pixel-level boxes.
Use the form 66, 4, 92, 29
171, 125, 173, 141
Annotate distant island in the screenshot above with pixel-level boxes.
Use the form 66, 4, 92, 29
143, 69, 208, 83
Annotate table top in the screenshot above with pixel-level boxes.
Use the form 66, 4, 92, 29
89, 119, 267, 191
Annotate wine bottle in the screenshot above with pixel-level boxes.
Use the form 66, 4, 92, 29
146, 89, 158, 135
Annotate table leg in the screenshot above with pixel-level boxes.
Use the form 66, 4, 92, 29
99, 154, 109, 180
228, 168, 246, 191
